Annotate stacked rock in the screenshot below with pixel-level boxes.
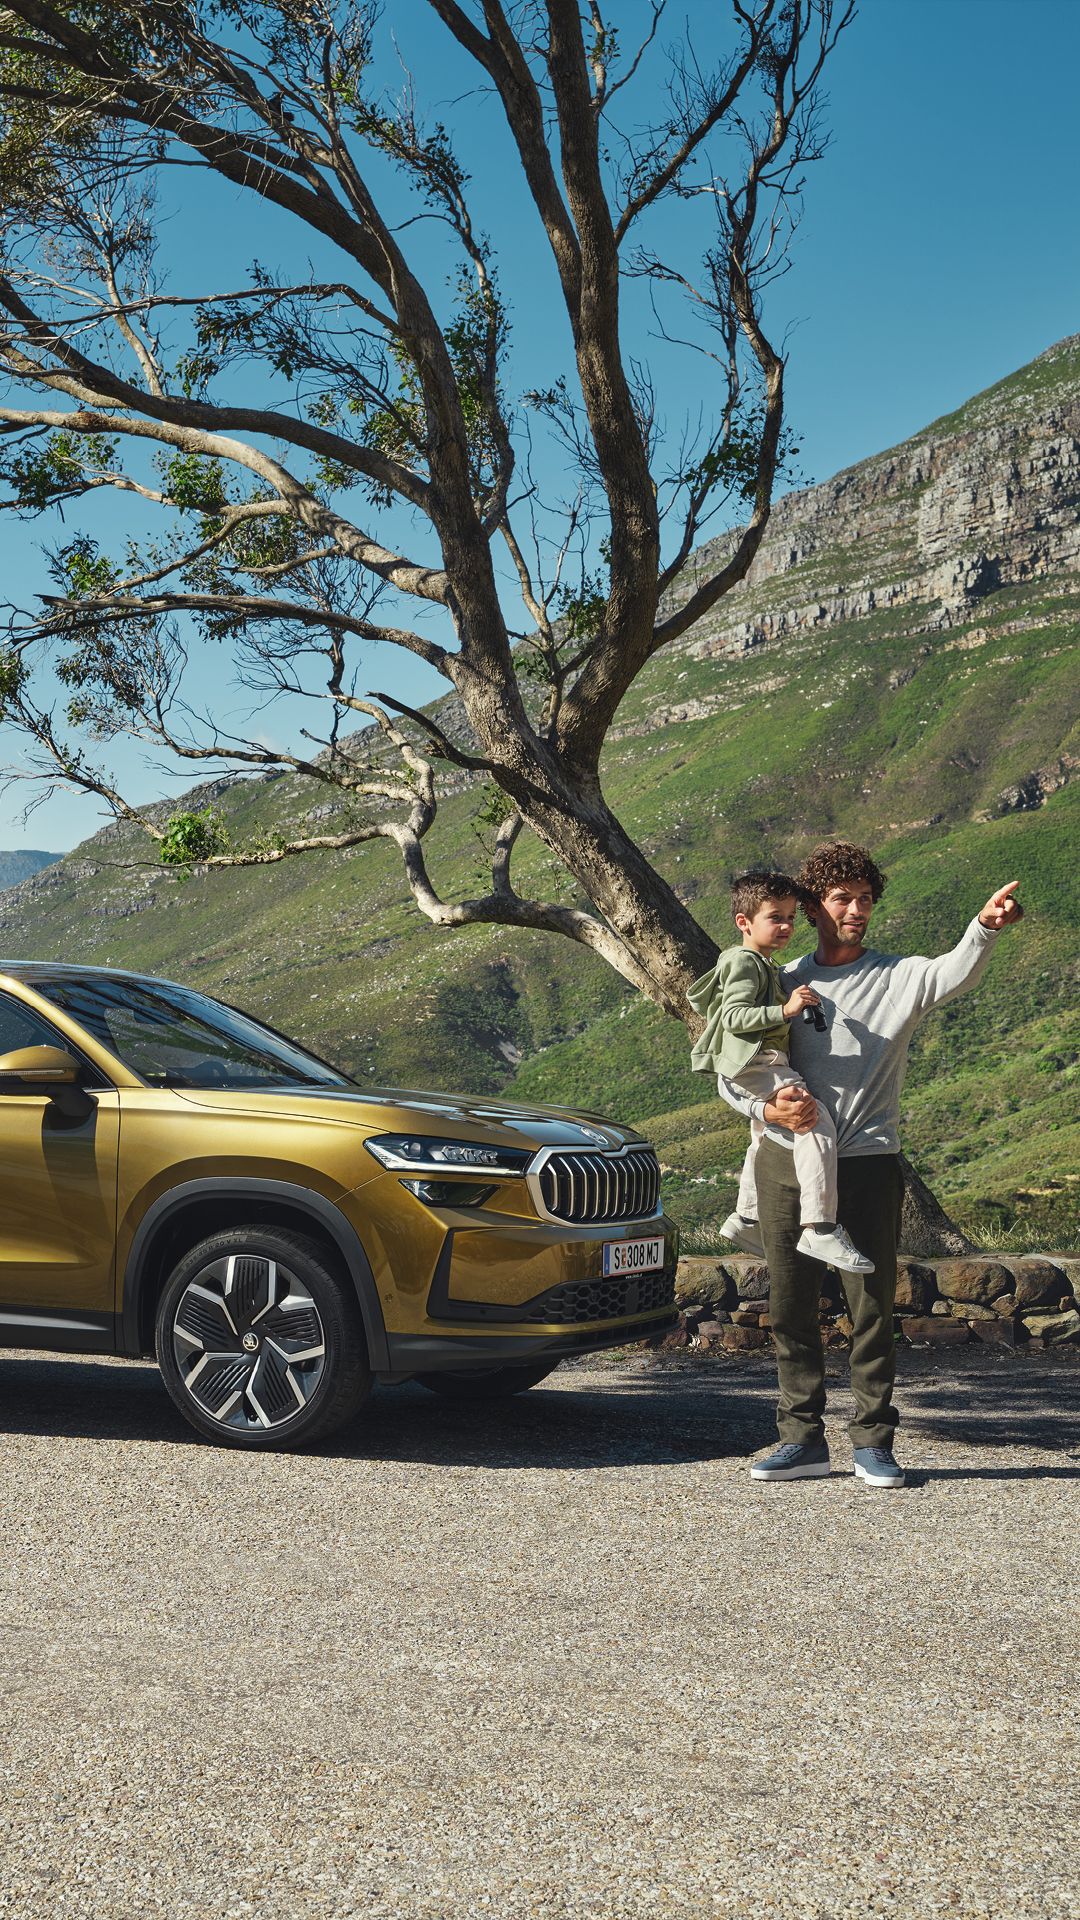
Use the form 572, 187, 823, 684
666, 1253, 1080, 1353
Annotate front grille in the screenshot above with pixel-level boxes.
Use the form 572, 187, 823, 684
536, 1148, 661, 1224
522, 1267, 676, 1325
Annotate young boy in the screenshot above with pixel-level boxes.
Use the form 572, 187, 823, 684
687, 870, 872, 1273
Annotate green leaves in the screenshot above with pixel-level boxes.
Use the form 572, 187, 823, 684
0, 431, 118, 514
682, 434, 761, 505
673, 409, 802, 513
555, 547, 611, 647
160, 451, 229, 514
48, 533, 119, 599
160, 807, 229, 867
0, 645, 27, 719
470, 779, 509, 856
0, 1, 162, 217
175, 297, 259, 398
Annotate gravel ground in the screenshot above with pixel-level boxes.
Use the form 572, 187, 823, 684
1, 1344, 1078, 1920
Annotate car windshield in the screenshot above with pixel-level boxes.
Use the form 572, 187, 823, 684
29, 974, 355, 1091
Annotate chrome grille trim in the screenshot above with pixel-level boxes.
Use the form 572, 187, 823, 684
527, 1144, 662, 1225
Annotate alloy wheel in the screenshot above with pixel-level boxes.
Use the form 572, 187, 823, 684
171, 1252, 327, 1433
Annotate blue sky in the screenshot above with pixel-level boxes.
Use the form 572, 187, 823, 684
2, 0, 1078, 851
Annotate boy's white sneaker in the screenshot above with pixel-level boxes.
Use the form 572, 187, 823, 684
720, 1212, 765, 1257
796, 1224, 874, 1273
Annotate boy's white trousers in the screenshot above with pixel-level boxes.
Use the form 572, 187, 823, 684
728, 1048, 837, 1225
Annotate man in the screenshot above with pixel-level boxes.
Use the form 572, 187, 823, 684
716, 842, 1023, 1489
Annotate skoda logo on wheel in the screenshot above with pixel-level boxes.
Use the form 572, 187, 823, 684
241, 1331, 259, 1352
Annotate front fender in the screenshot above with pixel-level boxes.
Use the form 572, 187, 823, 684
120, 1176, 389, 1370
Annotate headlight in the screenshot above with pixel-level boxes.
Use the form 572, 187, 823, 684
363, 1134, 532, 1175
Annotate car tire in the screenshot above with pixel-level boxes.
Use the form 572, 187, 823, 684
155, 1226, 371, 1449
415, 1361, 559, 1400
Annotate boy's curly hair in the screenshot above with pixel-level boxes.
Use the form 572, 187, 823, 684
729, 868, 802, 924
797, 842, 886, 921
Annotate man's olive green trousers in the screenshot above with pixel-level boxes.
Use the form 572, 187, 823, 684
755, 1138, 904, 1448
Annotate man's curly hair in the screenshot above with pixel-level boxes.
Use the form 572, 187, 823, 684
797, 842, 886, 922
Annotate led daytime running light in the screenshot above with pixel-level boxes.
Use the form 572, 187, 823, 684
364, 1133, 530, 1175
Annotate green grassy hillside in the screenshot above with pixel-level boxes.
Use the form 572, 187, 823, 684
1, 349, 1077, 1249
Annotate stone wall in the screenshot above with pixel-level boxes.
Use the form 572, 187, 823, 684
669, 1254, 1080, 1354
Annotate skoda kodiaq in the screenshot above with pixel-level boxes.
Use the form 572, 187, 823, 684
0, 964, 679, 1448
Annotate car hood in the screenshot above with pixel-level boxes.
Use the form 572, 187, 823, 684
172, 1083, 643, 1150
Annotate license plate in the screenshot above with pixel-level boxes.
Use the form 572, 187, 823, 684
602, 1236, 664, 1277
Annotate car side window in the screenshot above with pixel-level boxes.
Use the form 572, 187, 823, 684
0, 992, 70, 1055
0, 992, 104, 1085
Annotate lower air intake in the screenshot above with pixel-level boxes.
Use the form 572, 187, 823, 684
523, 1268, 675, 1325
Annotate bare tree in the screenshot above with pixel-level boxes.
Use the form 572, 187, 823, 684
0, 0, 847, 981
0, 2, 968, 1246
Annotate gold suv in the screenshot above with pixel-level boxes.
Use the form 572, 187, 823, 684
0, 964, 679, 1448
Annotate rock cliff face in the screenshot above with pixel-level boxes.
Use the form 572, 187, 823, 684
671, 334, 1080, 659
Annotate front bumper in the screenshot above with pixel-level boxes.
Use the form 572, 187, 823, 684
336, 1160, 681, 1377
380, 1304, 679, 1380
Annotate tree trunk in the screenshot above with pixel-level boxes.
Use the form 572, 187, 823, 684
898, 1155, 977, 1257
470, 722, 721, 1012
466, 716, 981, 1262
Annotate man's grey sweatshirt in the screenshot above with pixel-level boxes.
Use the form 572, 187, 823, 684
717, 917, 1001, 1157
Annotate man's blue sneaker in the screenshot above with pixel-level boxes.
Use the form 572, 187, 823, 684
749, 1440, 831, 1481
852, 1445, 905, 1488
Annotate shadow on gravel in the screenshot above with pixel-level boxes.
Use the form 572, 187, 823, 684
904, 1466, 1080, 1481
342, 1374, 779, 1469
898, 1369, 1080, 1453
3, 1353, 1076, 1469
0, 1355, 778, 1467
0, 1357, 193, 1446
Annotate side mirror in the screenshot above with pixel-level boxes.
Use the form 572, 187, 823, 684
0, 1045, 82, 1087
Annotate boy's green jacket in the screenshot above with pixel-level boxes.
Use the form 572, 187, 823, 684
687, 946, 789, 1077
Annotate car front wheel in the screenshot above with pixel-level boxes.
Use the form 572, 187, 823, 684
155, 1227, 371, 1449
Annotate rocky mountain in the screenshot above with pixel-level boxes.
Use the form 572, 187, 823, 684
0, 849, 60, 890
1, 338, 1077, 1248
673, 332, 1080, 654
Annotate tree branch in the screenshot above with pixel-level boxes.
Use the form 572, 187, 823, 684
425, 0, 583, 312
29, 587, 451, 676
0, 276, 431, 510
612, 5, 774, 244
359, 689, 496, 775
0, 400, 451, 614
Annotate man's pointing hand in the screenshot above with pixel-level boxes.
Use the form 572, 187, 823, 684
979, 881, 1024, 929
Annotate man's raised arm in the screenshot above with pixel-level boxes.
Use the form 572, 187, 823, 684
911, 881, 1023, 1016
